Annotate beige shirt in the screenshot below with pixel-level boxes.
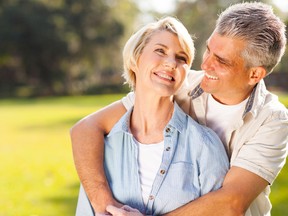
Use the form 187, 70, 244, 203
122, 70, 288, 216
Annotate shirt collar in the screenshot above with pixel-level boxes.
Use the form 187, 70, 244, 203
187, 80, 268, 118
107, 102, 187, 137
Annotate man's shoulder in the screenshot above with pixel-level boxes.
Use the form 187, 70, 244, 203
256, 89, 288, 121
265, 92, 288, 117
187, 70, 204, 85
174, 70, 204, 116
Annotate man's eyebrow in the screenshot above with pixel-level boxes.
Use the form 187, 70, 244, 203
215, 53, 232, 66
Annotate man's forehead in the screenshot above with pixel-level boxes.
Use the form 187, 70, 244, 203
207, 32, 245, 63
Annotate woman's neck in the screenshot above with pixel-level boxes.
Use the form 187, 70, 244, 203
130, 94, 174, 144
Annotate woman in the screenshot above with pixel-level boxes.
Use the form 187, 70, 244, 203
76, 17, 229, 216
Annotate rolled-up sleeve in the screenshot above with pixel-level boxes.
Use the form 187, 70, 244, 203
232, 109, 288, 184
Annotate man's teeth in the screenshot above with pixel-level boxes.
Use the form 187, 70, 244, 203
158, 73, 173, 80
206, 74, 219, 80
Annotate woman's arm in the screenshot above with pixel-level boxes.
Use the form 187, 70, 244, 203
71, 100, 127, 213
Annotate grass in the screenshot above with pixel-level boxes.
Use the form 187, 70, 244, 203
269, 91, 288, 215
0, 92, 287, 216
0, 94, 124, 216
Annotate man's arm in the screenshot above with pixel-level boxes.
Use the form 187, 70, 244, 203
164, 166, 268, 216
103, 166, 268, 216
70, 100, 127, 213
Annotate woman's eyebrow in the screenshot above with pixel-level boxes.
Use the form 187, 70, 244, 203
155, 43, 188, 57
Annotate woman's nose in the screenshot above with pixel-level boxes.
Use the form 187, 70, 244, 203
163, 57, 176, 70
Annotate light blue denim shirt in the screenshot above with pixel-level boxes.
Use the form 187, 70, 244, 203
76, 102, 229, 216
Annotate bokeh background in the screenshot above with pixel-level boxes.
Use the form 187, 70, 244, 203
0, 0, 287, 215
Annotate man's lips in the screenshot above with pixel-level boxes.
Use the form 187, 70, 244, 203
205, 73, 219, 80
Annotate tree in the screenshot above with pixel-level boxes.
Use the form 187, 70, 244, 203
0, 0, 138, 96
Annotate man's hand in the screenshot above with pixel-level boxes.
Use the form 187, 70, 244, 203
106, 205, 144, 216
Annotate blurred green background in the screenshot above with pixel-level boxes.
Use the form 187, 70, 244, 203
0, 0, 287, 215
0, 94, 124, 215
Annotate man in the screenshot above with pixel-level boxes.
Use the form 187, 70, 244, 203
71, 2, 288, 216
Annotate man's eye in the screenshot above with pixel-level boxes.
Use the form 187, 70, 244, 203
217, 58, 227, 65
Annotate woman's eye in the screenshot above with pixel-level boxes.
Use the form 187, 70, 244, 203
177, 56, 187, 63
155, 48, 165, 54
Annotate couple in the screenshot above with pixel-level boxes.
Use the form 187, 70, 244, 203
71, 2, 288, 216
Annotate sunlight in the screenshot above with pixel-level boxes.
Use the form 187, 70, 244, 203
134, 0, 176, 13
273, 0, 288, 13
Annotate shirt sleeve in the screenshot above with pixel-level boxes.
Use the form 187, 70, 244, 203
121, 92, 135, 110
232, 109, 288, 184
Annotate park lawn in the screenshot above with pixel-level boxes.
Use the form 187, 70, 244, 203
0, 93, 287, 216
0, 94, 124, 216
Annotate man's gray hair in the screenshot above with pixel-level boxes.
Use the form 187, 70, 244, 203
215, 2, 286, 74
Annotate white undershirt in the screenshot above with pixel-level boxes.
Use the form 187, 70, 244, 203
133, 138, 164, 206
206, 94, 248, 144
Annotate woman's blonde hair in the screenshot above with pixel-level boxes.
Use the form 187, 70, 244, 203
122, 16, 195, 90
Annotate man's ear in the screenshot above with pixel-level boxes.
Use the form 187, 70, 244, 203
248, 66, 266, 85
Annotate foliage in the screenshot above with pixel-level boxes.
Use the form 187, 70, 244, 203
0, 93, 287, 215
0, 0, 137, 97
0, 0, 287, 97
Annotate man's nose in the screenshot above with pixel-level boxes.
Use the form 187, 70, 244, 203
201, 54, 213, 71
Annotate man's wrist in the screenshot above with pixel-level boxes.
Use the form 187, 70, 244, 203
84, 181, 115, 213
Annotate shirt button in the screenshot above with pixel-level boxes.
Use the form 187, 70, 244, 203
149, 195, 154, 200
160, 169, 166, 174
166, 147, 171, 151
165, 127, 171, 133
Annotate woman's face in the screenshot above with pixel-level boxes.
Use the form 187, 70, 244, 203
134, 30, 189, 97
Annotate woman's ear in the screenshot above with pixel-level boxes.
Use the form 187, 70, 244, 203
248, 66, 266, 85
130, 61, 138, 74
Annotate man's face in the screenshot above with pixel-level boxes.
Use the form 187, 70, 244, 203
200, 32, 253, 105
